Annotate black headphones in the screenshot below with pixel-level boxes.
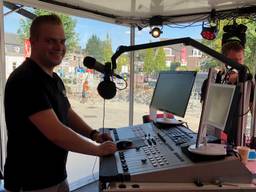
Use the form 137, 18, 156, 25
97, 62, 117, 99
222, 23, 247, 47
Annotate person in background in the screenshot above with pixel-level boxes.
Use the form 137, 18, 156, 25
200, 40, 245, 103
4, 14, 116, 192
81, 79, 89, 103
200, 39, 254, 145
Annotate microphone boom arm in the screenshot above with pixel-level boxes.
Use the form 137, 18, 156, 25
111, 37, 247, 82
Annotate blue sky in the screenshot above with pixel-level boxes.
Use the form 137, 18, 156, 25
3, 7, 202, 51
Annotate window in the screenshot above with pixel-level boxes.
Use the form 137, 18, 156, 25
164, 47, 173, 56
192, 49, 202, 57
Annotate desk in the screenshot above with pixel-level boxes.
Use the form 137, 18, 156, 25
246, 161, 256, 175
99, 124, 256, 192
103, 182, 256, 192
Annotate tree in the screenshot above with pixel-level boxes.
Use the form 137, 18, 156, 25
154, 47, 166, 72
135, 50, 146, 61
244, 19, 256, 73
201, 19, 256, 72
177, 66, 188, 71
143, 48, 155, 75
170, 61, 181, 71
117, 54, 129, 73
102, 34, 113, 63
200, 59, 219, 72
85, 34, 103, 62
17, 9, 79, 53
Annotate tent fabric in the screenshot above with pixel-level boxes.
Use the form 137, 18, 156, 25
6, 0, 256, 25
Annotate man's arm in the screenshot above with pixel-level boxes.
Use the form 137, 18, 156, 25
29, 108, 116, 156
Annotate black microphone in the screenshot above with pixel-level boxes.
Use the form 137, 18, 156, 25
83, 56, 122, 79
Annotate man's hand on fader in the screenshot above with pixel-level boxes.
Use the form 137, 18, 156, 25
95, 133, 113, 143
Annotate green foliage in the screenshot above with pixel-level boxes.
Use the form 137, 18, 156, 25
85, 34, 103, 62
17, 9, 78, 53
201, 19, 256, 73
244, 19, 256, 73
143, 48, 155, 75
200, 59, 220, 72
102, 34, 113, 63
154, 47, 167, 72
135, 50, 146, 61
117, 54, 129, 73
17, 19, 31, 43
143, 47, 167, 74
177, 66, 188, 71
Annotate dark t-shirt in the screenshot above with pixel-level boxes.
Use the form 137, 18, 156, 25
4, 58, 71, 191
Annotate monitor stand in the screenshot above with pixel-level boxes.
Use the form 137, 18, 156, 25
155, 111, 183, 125
188, 142, 227, 156
156, 118, 183, 125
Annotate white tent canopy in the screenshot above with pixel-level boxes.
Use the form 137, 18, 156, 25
5, 0, 256, 25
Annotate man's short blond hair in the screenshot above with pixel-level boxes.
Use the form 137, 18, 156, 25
221, 41, 244, 56
30, 14, 63, 40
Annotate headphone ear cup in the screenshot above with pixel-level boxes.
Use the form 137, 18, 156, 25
97, 80, 116, 99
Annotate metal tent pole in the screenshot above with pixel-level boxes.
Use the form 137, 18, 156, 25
0, 0, 6, 172
129, 25, 135, 126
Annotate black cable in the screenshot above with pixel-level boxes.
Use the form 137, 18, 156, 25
102, 99, 106, 133
240, 104, 252, 116
115, 77, 128, 90
166, 15, 208, 29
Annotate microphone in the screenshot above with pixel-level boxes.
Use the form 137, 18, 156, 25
83, 56, 122, 79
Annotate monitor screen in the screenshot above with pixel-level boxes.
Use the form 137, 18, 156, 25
150, 71, 197, 117
204, 84, 237, 131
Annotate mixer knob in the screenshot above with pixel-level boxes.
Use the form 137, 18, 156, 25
141, 158, 147, 164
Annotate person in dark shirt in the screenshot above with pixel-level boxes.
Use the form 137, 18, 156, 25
200, 40, 254, 145
4, 14, 116, 192
201, 40, 245, 103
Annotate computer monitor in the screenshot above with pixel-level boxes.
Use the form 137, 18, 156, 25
189, 83, 238, 156
150, 71, 197, 118
205, 84, 237, 130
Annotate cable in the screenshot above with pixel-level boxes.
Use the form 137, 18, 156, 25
233, 148, 242, 161
91, 156, 98, 181
89, 99, 107, 181
102, 99, 106, 133
182, 121, 189, 129
166, 15, 208, 29
115, 77, 128, 90
239, 79, 254, 117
